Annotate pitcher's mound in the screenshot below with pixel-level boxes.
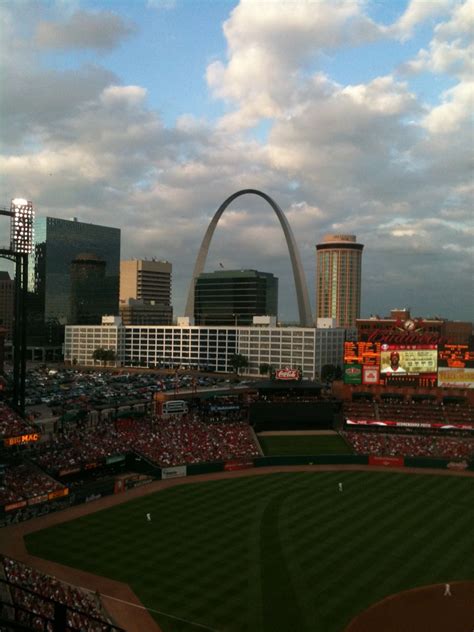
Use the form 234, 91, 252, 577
345, 582, 474, 632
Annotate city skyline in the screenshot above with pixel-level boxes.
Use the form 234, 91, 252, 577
1, 1, 472, 322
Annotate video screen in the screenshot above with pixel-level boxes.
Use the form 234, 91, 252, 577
379, 345, 438, 375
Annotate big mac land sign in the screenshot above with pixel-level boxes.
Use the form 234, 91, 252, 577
275, 368, 300, 381
4, 432, 41, 447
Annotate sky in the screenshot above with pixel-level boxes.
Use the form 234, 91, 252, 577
0, 0, 473, 322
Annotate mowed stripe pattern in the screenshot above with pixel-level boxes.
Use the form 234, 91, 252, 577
25, 472, 474, 632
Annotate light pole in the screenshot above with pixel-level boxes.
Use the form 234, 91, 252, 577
0, 198, 34, 414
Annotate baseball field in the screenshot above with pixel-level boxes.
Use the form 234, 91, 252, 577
24, 469, 474, 632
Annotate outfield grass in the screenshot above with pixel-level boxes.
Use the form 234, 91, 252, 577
25, 472, 474, 632
258, 434, 352, 456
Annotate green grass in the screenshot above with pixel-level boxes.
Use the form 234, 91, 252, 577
258, 434, 352, 456
25, 472, 474, 632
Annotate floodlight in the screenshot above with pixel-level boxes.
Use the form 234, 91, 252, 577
10, 198, 34, 254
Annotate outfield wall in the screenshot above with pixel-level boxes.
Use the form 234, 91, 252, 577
1, 453, 473, 526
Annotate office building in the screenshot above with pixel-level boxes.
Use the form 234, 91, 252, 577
27, 217, 120, 358
120, 299, 173, 326
120, 259, 172, 325
194, 269, 278, 326
0, 272, 14, 339
70, 253, 112, 325
316, 234, 364, 328
65, 319, 352, 380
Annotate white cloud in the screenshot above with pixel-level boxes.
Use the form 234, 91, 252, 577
100, 85, 148, 107
423, 80, 473, 133
207, 0, 384, 130
392, 0, 453, 40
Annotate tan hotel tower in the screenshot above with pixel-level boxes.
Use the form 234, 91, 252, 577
316, 234, 364, 328
120, 259, 172, 325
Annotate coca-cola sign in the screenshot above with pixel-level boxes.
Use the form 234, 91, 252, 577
275, 368, 300, 381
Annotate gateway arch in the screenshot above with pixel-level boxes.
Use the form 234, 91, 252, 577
185, 189, 313, 327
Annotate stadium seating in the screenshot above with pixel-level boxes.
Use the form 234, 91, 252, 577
342, 431, 474, 459
2, 556, 111, 631
0, 403, 37, 439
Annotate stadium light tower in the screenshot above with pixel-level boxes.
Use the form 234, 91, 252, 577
0, 198, 35, 413
10, 198, 34, 255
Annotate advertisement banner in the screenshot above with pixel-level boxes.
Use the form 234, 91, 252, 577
27, 494, 48, 506
161, 466, 187, 479
5, 500, 27, 512
84, 462, 100, 470
275, 368, 300, 380
224, 460, 254, 472
344, 364, 362, 384
437, 368, 474, 389
346, 419, 474, 431
106, 455, 126, 465
446, 461, 469, 470
48, 488, 69, 501
369, 455, 404, 467
59, 467, 81, 476
4, 433, 41, 448
363, 366, 379, 385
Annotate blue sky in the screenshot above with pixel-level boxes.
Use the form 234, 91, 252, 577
0, 0, 472, 321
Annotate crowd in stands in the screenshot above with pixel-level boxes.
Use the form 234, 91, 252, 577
0, 464, 64, 506
33, 412, 260, 473
127, 416, 260, 466
2, 556, 111, 631
343, 431, 474, 460
344, 399, 474, 426
0, 403, 37, 439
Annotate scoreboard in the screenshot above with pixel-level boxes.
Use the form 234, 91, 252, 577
343, 342, 381, 385
438, 344, 474, 368
344, 342, 380, 366
344, 342, 474, 389
438, 344, 474, 389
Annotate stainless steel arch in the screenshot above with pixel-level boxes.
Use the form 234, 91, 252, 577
185, 189, 313, 327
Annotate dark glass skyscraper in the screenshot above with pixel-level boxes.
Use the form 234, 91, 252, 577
27, 217, 120, 347
194, 269, 278, 326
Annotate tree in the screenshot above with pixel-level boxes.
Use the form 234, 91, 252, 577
229, 353, 249, 375
321, 364, 336, 383
259, 363, 272, 376
92, 347, 116, 367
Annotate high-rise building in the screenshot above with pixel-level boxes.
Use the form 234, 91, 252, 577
194, 269, 278, 326
27, 217, 120, 354
0, 272, 14, 339
70, 253, 112, 325
316, 234, 364, 328
119, 259, 172, 325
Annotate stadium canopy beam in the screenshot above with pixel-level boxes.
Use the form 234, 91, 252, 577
185, 189, 313, 327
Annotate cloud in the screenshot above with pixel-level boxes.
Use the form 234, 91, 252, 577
423, 80, 473, 133
207, 0, 385, 131
0, 0, 472, 321
35, 9, 135, 51
391, 0, 453, 40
